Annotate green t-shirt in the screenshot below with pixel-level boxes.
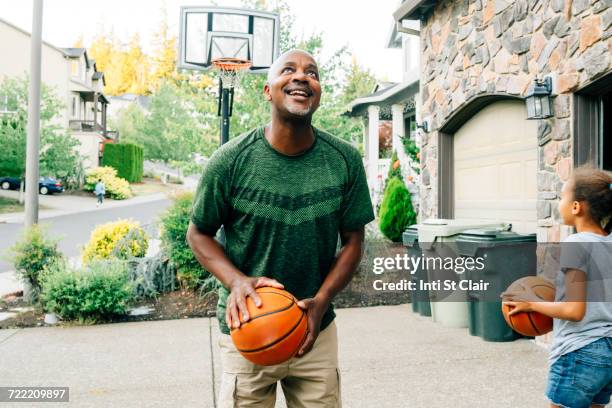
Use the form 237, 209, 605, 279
191, 126, 375, 334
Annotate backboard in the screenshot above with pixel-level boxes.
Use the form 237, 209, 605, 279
178, 6, 280, 73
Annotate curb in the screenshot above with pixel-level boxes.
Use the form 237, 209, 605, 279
0, 192, 171, 224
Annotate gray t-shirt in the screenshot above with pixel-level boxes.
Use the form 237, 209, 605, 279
549, 232, 612, 364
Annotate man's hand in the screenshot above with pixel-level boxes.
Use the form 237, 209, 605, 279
226, 276, 284, 329
295, 296, 330, 357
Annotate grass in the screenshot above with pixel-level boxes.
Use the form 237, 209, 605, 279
131, 178, 185, 197
0, 197, 24, 214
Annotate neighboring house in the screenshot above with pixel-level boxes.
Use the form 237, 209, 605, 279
346, 15, 422, 209
391, 0, 611, 241
107, 93, 151, 118
0, 17, 111, 170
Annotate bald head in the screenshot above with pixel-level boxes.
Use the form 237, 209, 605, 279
263, 48, 322, 119
267, 49, 318, 83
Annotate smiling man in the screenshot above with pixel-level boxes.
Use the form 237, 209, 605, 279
187, 49, 374, 407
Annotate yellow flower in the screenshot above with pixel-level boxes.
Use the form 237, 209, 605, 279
82, 219, 148, 264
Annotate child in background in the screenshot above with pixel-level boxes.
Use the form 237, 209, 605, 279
94, 178, 105, 207
504, 167, 612, 408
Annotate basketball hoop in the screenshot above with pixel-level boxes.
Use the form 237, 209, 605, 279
212, 58, 252, 89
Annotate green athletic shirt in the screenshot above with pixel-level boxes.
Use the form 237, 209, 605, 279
190, 125, 375, 334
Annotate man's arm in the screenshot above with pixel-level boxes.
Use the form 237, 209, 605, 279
296, 227, 365, 356
186, 222, 283, 329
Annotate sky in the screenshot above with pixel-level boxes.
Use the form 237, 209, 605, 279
0, 0, 404, 83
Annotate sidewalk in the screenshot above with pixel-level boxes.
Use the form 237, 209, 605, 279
0, 305, 549, 408
0, 190, 170, 224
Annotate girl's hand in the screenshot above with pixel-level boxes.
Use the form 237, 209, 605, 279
502, 300, 534, 316
500, 282, 544, 302
501, 285, 541, 316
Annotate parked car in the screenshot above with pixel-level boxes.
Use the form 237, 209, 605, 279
0, 176, 64, 195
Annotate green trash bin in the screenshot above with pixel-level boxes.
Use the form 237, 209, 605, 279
402, 226, 431, 317
418, 219, 510, 328
456, 229, 537, 342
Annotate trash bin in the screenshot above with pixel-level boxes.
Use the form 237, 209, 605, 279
456, 228, 537, 342
402, 225, 431, 317
417, 219, 510, 328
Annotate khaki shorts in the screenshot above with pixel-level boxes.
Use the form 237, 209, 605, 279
218, 321, 341, 408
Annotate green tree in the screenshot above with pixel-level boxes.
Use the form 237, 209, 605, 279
230, 0, 377, 149
378, 177, 417, 242
116, 80, 218, 162
108, 103, 146, 144
0, 76, 82, 183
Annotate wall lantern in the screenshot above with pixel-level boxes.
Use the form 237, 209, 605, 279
416, 120, 429, 133
525, 77, 553, 120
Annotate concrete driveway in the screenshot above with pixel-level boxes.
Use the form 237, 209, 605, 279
0, 305, 549, 408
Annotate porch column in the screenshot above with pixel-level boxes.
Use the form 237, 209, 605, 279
102, 102, 107, 136
367, 105, 380, 192
391, 103, 405, 152
93, 92, 98, 129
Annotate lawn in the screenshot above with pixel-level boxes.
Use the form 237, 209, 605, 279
0, 197, 24, 214
130, 177, 185, 196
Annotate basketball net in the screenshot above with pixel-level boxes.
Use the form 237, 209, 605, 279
211, 57, 252, 89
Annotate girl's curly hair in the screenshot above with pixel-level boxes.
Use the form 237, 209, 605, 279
570, 167, 612, 232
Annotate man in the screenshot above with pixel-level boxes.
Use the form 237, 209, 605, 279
187, 49, 374, 407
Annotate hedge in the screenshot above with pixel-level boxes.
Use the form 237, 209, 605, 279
102, 143, 143, 183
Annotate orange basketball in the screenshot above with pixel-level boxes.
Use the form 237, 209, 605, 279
230, 287, 308, 366
502, 276, 556, 337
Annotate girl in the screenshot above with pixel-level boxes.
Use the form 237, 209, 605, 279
504, 167, 612, 408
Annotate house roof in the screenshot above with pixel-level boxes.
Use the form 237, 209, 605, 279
109, 94, 151, 110
345, 78, 419, 117
60, 47, 91, 68
92, 71, 106, 85
393, 0, 437, 22
0, 17, 66, 56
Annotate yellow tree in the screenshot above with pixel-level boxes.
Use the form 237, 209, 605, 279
150, 7, 177, 90
123, 34, 150, 94
88, 31, 125, 95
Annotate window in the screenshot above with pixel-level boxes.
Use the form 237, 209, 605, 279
71, 60, 79, 77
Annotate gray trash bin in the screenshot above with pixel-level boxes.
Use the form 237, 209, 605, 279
456, 228, 537, 341
402, 225, 431, 317
417, 219, 510, 328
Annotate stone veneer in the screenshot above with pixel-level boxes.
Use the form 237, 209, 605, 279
418, 0, 612, 242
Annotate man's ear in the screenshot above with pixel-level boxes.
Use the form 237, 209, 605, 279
263, 83, 272, 101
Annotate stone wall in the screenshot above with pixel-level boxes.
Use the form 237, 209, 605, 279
418, 0, 612, 242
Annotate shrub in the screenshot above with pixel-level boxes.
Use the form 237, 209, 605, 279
160, 192, 209, 290
379, 177, 417, 242
40, 259, 133, 322
9, 225, 63, 302
82, 219, 148, 264
102, 143, 144, 183
126, 252, 177, 299
84, 166, 132, 200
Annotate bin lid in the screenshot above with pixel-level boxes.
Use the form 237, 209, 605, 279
456, 228, 537, 257
417, 218, 511, 245
402, 225, 419, 247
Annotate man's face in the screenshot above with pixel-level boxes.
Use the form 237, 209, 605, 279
264, 51, 322, 119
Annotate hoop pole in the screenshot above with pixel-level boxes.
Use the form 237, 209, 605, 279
220, 86, 230, 145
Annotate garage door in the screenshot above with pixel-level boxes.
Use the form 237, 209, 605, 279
454, 100, 537, 234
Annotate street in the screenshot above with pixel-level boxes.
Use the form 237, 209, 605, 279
0, 198, 171, 273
